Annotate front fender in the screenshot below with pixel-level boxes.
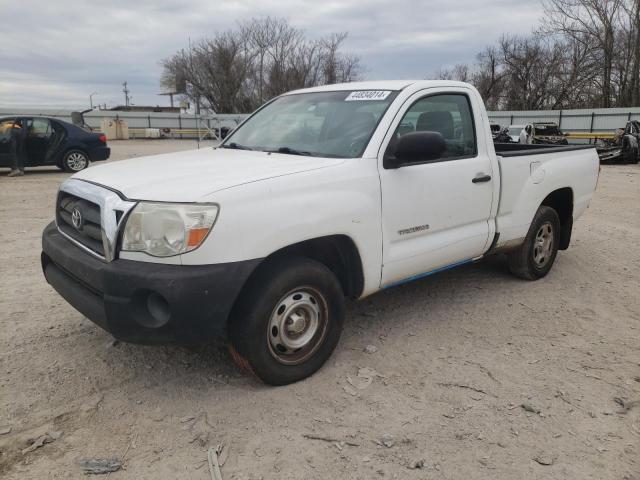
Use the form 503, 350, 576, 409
181, 159, 383, 296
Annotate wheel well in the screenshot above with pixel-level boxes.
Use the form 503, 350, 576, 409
263, 235, 365, 299
541, 187, 573, 250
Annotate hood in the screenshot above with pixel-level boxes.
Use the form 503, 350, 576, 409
73, 147, 344, 202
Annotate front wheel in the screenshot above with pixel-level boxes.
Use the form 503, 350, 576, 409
228, 256, 345, 385
507, 206, 561, 280
62, 150, 90, 172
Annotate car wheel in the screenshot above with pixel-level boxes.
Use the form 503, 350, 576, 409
62, 150, 90, 172
228, 256, 345, 385
621, 139, 635, 164
507, 206, 560, 280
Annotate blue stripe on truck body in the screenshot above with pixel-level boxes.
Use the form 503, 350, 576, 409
382, 258, 475, 290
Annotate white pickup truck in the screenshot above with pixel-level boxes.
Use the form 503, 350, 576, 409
42, 80, 599, 385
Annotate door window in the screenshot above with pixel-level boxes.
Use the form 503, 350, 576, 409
27, 118, 53, 138
387, 93, 477, 161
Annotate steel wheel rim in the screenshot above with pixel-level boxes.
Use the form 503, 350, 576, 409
67, 152, 87, 171
267, 287, 329, 365
533, 221, 554, 267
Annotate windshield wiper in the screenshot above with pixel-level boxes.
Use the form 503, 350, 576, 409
272, 146, 312, 156
222, 142, 253, 150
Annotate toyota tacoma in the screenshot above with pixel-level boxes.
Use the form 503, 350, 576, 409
42, 81, 600, 385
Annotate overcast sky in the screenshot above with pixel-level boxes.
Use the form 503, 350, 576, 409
0, 0, 543, 109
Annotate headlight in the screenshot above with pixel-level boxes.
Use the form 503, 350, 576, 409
121, 202, 219, 257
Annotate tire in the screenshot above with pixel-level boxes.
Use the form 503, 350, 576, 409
62, 150, 90, 172
228, 256, 345, 385
507, 206, 561, 280
626, 146, 639, 164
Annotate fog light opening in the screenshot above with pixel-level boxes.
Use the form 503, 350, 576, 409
145, 292, 171, 328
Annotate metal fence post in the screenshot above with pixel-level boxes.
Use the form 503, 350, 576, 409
148, 115, 151, 128
558, 110, 563, 129
178, 114, 182, 139
589, 112, 595, 132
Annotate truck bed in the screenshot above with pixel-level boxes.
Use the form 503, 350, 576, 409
493, 142, 600, 251
494, 143, 596, 157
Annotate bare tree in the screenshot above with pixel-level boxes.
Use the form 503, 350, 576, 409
619, 0, 640, 105
472, 47, 504, 110
541, 0, 625, 107
161, 18, 363, 113
430, 0, 638, 109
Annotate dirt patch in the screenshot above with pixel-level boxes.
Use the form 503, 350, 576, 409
1, 141, 638, 479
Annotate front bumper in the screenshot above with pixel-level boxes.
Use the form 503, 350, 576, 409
41, 222, 260, 344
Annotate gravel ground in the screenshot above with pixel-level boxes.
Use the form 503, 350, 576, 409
1, 140, 638, 479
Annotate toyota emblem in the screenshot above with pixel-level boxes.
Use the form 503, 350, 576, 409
71, 207, 83, 230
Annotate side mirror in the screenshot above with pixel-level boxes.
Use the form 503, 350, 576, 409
385, 131, 447, 169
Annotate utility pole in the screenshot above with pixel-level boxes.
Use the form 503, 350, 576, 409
122, 82, 130, 107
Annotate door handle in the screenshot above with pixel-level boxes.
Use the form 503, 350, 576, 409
472, 174, 492, 183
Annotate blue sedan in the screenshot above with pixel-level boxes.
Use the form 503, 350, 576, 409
0, 116, 110, 172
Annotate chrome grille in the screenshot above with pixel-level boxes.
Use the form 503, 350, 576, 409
57, 192, 105, 256
56, 179, 136, 262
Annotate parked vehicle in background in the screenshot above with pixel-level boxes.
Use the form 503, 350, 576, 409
520, 122, 568, 145
41, 80, 600, 385
213, 125, 231, 140
621, 120, 640, 164
507, 125, 524, 142
596, 142, 623, 163
493, 127, 514, 143
0, 116, 109, 172
596, 121, 640, 164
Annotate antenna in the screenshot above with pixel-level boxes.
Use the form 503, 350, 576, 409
122, 82, 131, 107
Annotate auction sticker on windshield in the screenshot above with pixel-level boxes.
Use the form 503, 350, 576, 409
345, 90, 392, 101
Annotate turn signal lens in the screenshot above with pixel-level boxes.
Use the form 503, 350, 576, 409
99, 134, 107, 143
187, 227, 210, 247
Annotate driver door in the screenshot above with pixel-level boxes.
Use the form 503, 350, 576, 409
378, 88, 495, 287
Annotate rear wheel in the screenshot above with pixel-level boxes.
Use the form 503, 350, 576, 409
624, 146, 639, 164
507, 206, 560, 280
228, 256, 345, 385
621, 138, 639, 164
62, 150, 90, 172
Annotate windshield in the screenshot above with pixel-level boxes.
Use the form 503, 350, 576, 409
508, 127, 523, 136
222, 90, 399, 158
534, 125, 562, 136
